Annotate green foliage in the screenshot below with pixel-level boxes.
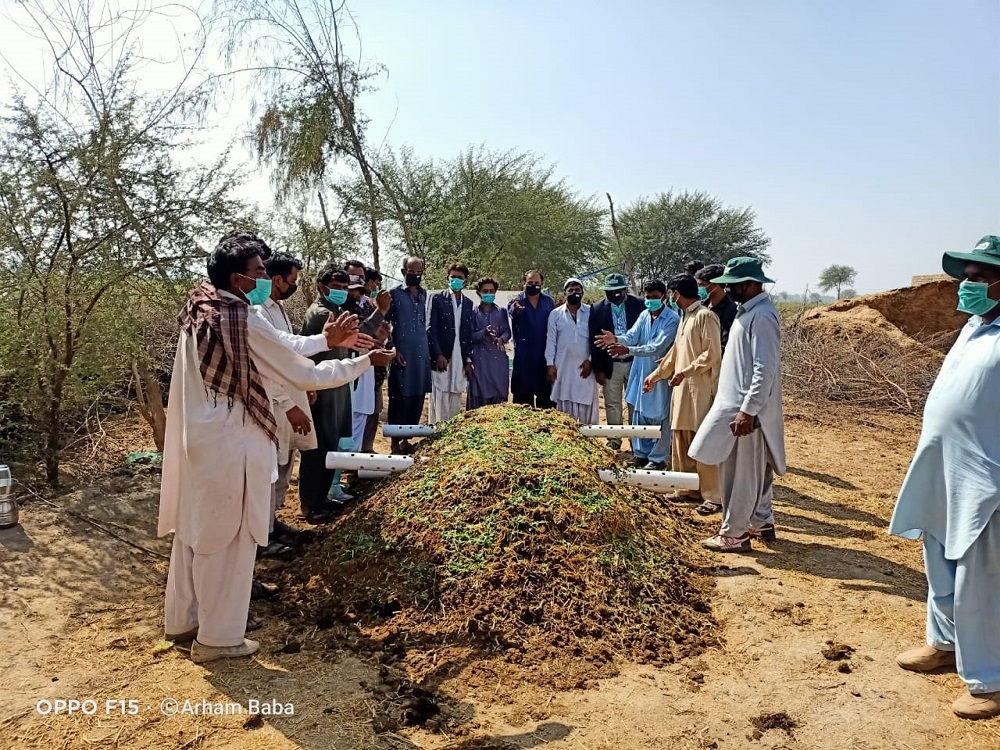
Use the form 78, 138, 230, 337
818, 264, 858, 298
615, 190, 771, 284
336, 146, 609, 288
0, 2, 246, 483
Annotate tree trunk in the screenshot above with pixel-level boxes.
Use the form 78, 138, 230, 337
133, 360, 167, 451
358, 159, 381, 270
44, 379, 65, 487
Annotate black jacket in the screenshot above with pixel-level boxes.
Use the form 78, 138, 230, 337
708, 294, 738, 353
428, 291, 475, 364
588, 295, 646, 378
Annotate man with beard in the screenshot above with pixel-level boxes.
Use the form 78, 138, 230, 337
589, 272, 645, 449
689, 257, 785, 552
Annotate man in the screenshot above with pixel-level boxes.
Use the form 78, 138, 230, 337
509, 269, 556, 408
296, 269, 356, 514
386, 257, 432, 453
689, 257, 785, 553
344, 259, 373, 312
545, 278, 599, 424
347, 274, 392, 455
362, 267, 386, 452
685, 259, 705, 277
589, 272, 645, 449
644, 274, 722, 512
258, 252, 312, 553
428, 263, 475, 424
695, 264, 738, 353
889, 235, 1000, 720
158, 231, 391, 663
595, 280, 679, 469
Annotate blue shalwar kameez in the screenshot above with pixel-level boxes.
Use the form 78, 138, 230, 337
617, 308, 679, 463
508, 292, 556, 408
889, 316, 1000, 695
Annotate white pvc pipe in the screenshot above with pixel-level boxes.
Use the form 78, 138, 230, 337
357, 469, 393, 479
325, 452, 414, 472
382, 424, 436, 438
580, 425, 662, 438
598, 469, 700, 493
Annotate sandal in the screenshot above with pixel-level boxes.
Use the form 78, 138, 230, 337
251, 580, 279, 601
695, 500, 723, 516
246, 611, 263, 632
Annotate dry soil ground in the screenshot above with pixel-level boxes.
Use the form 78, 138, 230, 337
2, 399, 999, 750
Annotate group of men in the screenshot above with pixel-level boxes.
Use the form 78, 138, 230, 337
154, 226, 1000, 722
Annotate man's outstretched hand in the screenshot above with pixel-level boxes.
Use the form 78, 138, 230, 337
323, 312, 360, 348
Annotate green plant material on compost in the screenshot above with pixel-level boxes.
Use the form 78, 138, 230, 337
278, 404, 718, 687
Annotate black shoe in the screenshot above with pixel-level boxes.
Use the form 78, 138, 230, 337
257, 541, 294, 559
643, 461, 668, 470
631, 456, 648, 468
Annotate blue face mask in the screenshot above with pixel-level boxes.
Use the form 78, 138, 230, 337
449, 277, 465, 292
698, 286, 709, 301
326, 288, 349, 306
957, 280, 1000, 316
481, 293, 496, 304
241, 275, 272, 306
645, 298, 664, 313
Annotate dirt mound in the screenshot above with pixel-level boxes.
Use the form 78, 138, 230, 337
274, 405, 718, 690
803, 279, 963, 353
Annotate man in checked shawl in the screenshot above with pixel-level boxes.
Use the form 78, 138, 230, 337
157, 231, 394, 663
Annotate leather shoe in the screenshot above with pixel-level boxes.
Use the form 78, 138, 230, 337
953, 690, 1000, 720
896, 645, 956, 672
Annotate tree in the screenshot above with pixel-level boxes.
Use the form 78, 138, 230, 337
818, 264, 858, 299
614, 191, 771, 286
842, 288, 858, 299
223, 0, 393, 269
0, 0, 245, 484
335, 146, 608, 289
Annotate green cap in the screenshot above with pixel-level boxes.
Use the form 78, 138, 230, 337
600, 272, 628, 291
711, 256, 774, 284
942, 236, 1000, 280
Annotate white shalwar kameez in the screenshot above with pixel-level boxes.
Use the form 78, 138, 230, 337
545, 304, 599, 424
428, 296, 467, 424
351, 366, 376, 452
257, 298, 319, 531
159, 291, 373, 647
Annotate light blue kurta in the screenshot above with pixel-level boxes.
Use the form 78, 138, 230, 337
689, 292, 786, 475
889, 316, 1000, 560
618, 308, 679, 420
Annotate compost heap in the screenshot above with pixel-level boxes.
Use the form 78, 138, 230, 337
276, 405, 717, 688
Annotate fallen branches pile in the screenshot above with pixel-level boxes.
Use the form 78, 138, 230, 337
782, 318, 941, 414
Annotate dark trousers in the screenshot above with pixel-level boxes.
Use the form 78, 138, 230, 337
512, 387, 554, 409
387, 393, 425, 425
298, 447, 334, 514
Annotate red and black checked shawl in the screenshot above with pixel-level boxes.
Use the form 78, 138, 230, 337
176, 282, 278, 444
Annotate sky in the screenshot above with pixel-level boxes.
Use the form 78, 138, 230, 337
3, 0, 999, 295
